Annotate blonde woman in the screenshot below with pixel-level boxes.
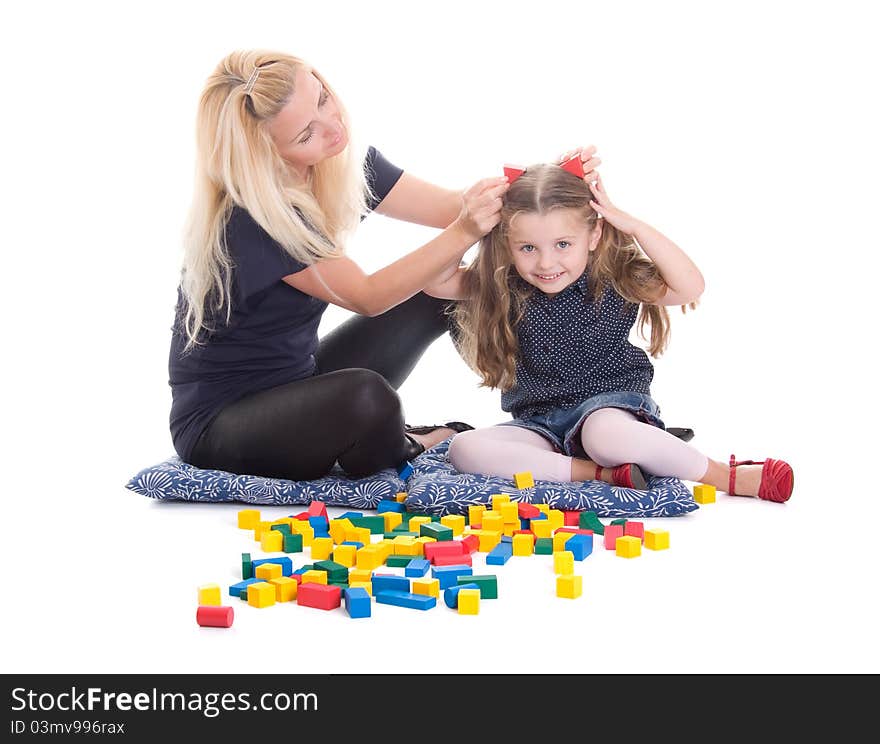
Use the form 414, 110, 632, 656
169, 50, 510, 480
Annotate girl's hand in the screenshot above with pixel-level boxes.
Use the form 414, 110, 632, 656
557, 144, 601, 183
454, 176, 509, 243
588, 174, 643, 235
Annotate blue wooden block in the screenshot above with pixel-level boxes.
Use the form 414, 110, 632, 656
377, 500, 406, 514
371, 574, 410, 594
486, 541, 513, 565
565, 533, 593, 561
501, 535, 513, 543
404, 558, 430, 577
228, 578, 261, 597
397, 461, 414, 480
443, 582, 480, 609
375, 590, 436, 611
343, 587, 372, 618
432, 564, 473, 589
341, 540, 364, 550
337, 511, 364, 520
251, 557, 293, 575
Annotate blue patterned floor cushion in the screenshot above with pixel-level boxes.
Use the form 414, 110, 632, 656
125, 456, 406, 508
404, 439, 698, 518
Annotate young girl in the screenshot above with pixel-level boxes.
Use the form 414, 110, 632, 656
427, 161, 794, 502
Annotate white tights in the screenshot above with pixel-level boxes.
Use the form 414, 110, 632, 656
447, 407, 709, 483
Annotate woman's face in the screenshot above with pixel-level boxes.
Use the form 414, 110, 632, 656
268, 67, 348, 178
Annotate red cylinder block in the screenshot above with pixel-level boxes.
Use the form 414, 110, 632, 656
196, 605, 234, 628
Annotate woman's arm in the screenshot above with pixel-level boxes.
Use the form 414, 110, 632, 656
424, 266, 467, 301
373, 172, 462, 228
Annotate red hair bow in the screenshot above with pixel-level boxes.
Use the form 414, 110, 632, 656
503, 154, 585, 184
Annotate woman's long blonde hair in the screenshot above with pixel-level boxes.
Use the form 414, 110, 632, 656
452, 164, 693, 391
179, 50, 369, 352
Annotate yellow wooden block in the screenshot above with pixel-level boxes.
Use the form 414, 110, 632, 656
499, 502, 519, 524
255, 562, 282, 581
247, 581, 276, 608
333, 544, 357, 567
531, 519, 553, 539
356, 546, 385, 570
290, 521, 314, 547
348, 568, 372, 584
556, 574, 582, 599
375, 541, 394, 563
253, 520, 273, 540
512, 533, 534, 556
269, 576, 297, 602
533, 503, 550, 517
553, 531, 574, 552
260, 530, 283, 553
392, 535, 418, 555
616, 535, 642, 558
301, 569, 328, 585
502, 523, 518, 537
349, 580, 372, 596
477, 530, 502, 552
693, 484, 716, 504
412, 577, 440, 598
198, 583, 221, 606
491, 493, 511, 511
408, 516, 431, 535
383, 512, 403, 532
329, 518, 354, 544
468, 505, 486, 527
644, 529, 670, 550
546, 509, 565, 532
237, 509, 261, 530
482, 512, 504, 532
440, 514, 466, 536
553, 550, 575, 575
395, 491, 408, 503
513, 471, 535, 489
310, 536, 334, 560
457, 587, 480, 615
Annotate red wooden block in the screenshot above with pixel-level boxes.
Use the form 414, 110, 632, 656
603, 524, 624, 550
307, 500, 328, 520
432, 552, 473, 566
293, 512, 310, 521
196, 605, 234, 628
423, 541, 465, 563
517, 502, 542, 519
624, 521, 645, 541
563, 510, 580, 526
460, 534, 480, 554
297, 583, 342, 611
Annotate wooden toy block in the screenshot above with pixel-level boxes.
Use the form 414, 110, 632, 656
533, 504, 550, 516
468, 504, 486, 527
290, 521, 314, 547
491, 493, 512, 511
476, 530, 502, 553
423, 540, 465, 563
624, 521, 645, 541
332, 544, 357, 568
198, 583, 222, 606
517, 502, 542, 519
420, 522, 454, 541
313, 559, 349, 583
391, 536, 422, 557
371, 573, 410, 594
553, 531, 574, 552
196, 605, 234, 628
253, 520, 273, 540
535, 537, 554, 555
270, 523, 292, 537
644, 529, 670, 550
255, 563, 282, 581
394, 491, 408, 503
301, 569, 328, 585
378, 499, 406, 514
375, 590, 436, 610
693, 484, 716, 504
310, 536, 334, 560
563, 510, 580, 527
482, 512, 504, 532
440, 514, 466, 536
237, 509, 261, 530
282, 532, 304, 553
345, 526, 371, 546
348, 568, 372, 584
260, 530, 283, 553
343, 587, 371, 618
407, 516, 431, 534
615, 535, 642, 558
412, 578, 440, 598
553, 550, 575, 575
349, 515, 386, 534
433, 551, 473, 566
405, 558, 431, 577
486, 541, 513, 565
247, 581, 276, 608
513, 471, 535, 489
564, 533, 593, 561
386, 555, 413, 568
512, 533, 535, 556
397, 461, 414, 480
556, 574, 582, 599
432, 564, 473, 589
579, 511, 606, 535
499, 503, 519, 525
556, 527, 593, 536
457, 588, 480, 615
382, 512, 404, 532
374, 541, 394, 564
546, 509, 565, 531
460, 534, 480, 553
443, 582, 481, 609
269, 576, 298, 602
456, 574, 498, 599
251, 557, 293, 575
603, 524, 624, 550
307, 499, 328, 520
531, 519, 553, 539
348, 580, 372, 596
610, 518, 627, 527
328, 518, 354, 544
241, 553, 253, 580
308, 516, 330, 537
297, 583, 342, 611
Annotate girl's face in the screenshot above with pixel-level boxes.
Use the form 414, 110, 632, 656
268, 67, 348, 179
507, 208, 601, 296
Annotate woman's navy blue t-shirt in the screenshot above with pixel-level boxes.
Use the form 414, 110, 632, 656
168, 147, 404, 461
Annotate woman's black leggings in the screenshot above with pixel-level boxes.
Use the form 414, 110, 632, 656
189, 293, 453, 481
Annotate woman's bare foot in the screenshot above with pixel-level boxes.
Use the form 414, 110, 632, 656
408, 427, 456, 452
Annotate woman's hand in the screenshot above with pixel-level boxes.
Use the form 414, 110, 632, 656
557, 144, 602, 183
453, 176, 510, 244
588, 174, 643, 235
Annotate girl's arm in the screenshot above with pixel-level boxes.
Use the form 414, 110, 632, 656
589, 176, 704, 306
284, 177, 506, 316
373, 172, 462, 228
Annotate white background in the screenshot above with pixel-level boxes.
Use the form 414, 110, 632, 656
2, 0, 878, 674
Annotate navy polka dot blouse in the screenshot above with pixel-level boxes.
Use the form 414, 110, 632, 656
501, 271, 654, 418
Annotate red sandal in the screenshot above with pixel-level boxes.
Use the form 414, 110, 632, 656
595, 463, 648, 490
728, 455, 794, 503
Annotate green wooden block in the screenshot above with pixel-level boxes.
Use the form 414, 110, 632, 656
384, 531, 418, 539
313, 559, 348, 582
270, 523, 292, 536
579, 511, 606, 535
534, 537, 554, 555
456, 574, 498, 599
420, 522, 454, 541
349, 516, 386, 534
385, 555, 414, 568
242, 553, 253, 580
610, 518, 627, 527
238, 589, 248, 600
282, 533, 303, 553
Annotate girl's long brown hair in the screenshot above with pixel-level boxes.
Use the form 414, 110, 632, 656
452, 164, 693, 391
